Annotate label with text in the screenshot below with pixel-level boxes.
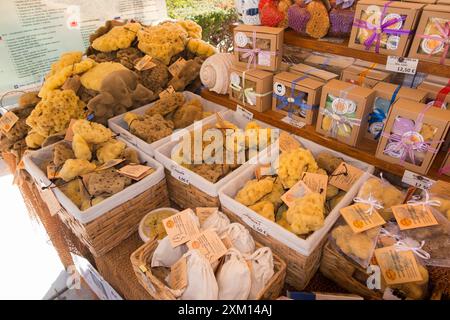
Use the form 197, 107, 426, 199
329, 162, 363, 192
163, 209, 200, 248
340, 203, 386, 233
392, 204, 438, 230
187, 229, 228, 263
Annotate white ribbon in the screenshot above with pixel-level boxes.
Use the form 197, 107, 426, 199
380, 227, 401, 241
394, 238, 431, 260
353, 194, 384, 215
407, 190, 441, 210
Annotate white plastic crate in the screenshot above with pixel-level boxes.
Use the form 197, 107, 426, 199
108, 91, 228, 157
219, 136, 375, 256
23, 138, 165, 224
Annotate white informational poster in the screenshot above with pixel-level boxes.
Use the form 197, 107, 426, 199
0, 0, 168, 95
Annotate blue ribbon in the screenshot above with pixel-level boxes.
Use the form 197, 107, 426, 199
245, 8, 259, 16
273, 75, 315, 118
368, 84, 401, 140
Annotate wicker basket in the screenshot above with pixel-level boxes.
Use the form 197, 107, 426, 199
320, 241, 383, 300
2, 151, 17, 173
165, 169, 220, 209
56, 178, 170, 257
130, 239, 287, 300
222, 207, 324, 290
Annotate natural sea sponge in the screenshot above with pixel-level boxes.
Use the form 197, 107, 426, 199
137, 23, 188, 65
145, 92, 185, 117
286, 192, 324, 235
80, 62, 127, 91
25, 130, 46, 149
124, 113, 174, 144
331, 225, 374, 261
72, 120, 112, 144
187, 38, 216, 58
316, 152, 343, 175
136, 59, 169, 94
121, 147, 140, 164
288, 4, 310, 34
53, 143, 75, 166
92, 22, 141, 52
172, 99, 203, 129
58, 159, 96, 181
261, 178, 285, 210
249, 200, 275, 222
72, 134, 92, 161
83, 168, 132, 196
96, 139, 126, 164
176, 20, 202, 39
168, 57, 203, 91
26, 90, 86, 138
305, 0, 330, 39
235, 178, 274, 206
80, 196, 105, 211
59, 179, 83, 208
278, 147, 318, 188
47, 52, 83, 78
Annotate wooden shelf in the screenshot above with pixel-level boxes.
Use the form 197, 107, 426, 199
284, 30, 450, 78
201, 89, 449, 183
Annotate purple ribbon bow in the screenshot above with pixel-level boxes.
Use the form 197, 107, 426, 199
352, 1, 411, 53
336, 0, 355, 9
382, 105, 442, 165
418, 21, 450, 65
235, 31, 277, 69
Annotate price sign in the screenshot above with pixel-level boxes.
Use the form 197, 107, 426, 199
236, 105, 254, 122
281, 116, 306, 129
171, 165, 190, 185
402, 170, 435, 190
386, 56, 418, 75
119, 130, 138, 147
242, 213, 268, 236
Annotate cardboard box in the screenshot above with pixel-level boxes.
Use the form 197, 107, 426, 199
437, 0, 450, 4
424, 74, 450, 86
354, 60, 387, 71
417, 81, 450, 108
272, 71, 324, 125
316, 79, 376, 147
440, 152, 450, 176
349, 0, 424, 56
289, 63, 339, 83
409, 5, 450, 66
375, 98, 450, 175
229, 65, 273, 112
233, 25, 284, 72
402, 0, 437, 3
366, 82, 428, 140
303, 52, 355, 75
341, 65, 392, 88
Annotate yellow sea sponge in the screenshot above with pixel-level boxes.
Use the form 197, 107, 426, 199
137, 23, 188, 65
278, 147, 318, 188
277, 210, 294, 233
80, 62, 127, 91
26, 90, 86, 138
321, 115, 333, 132
58, 159, 96, 182
92, 22, 141, 52
60, 179, 83, 207
72, 120, 113, 144
286, 192, 324, 235
420, 123, 437, 141
80, 196, 105, 211
72, 134, 92, 161
25, 130, 46, 149
261, 178, 285, 209
176, 20, 202, 39
331, 225, 374, 260
249, 200, 275, 222
235, 178, 274, 206
47, 51, 83, 78
187, 38, 216, 57
39, 59, 96, 98
96, 139, 126, 164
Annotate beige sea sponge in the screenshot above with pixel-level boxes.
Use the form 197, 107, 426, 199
26, 90, 86, 138
58, 159, 96, 181
278, 147, 318, 188
47, 52, 83, 78
71, 120, 113, 144
316, 152, 343, 175
277, 211, 294, 233
249, 200, 275, 222
172, 99, 203, 129
121, 147, 140, 164
59, 179, 83, 208
39, 59, 96, 98
331, 225, 374, 260
187, 38, 216, 57
72, 134, 92, 161
25, 130, 46, 149
176, 20, 202, 39
235, 178, 274, 206
137, 23, 188, 65
124, 113, 174, 144
80, 62, 127, 91
145, 92, 186, 117
80, 196, 105, 211
92, 22, 141, 52
53, 143, 75, 166
84, 168, 132, 196
96, 139, 126, 164
286, 192, 324, 235
261, 178, 285, 210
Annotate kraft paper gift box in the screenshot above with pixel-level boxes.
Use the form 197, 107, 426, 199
437, 0, 450, 5
366, 82, 428, 140
272, 71, 324, 125
409, 5, 450, 66
349, 0, 424, 56
341, 65, 392, 88
402, 0, 437, 3
439, 152, 450, 176
315, 79, 376, 147
303, 52, 355, 75
229, 65, 273, 112
289, 63, 339, 83
417, 80, 450, 109
233, 25, 284, 72
375, 98, 450, 175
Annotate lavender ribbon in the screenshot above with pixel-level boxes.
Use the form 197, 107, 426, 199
336, 0, 355, 9
352, 1, 410, 53
235, 31, 277, 69
382, 104, 442, 165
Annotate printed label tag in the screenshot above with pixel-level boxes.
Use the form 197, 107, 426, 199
386, 56, 418, 75
340, 203, 386, 233
281, 116, 306, 129
301, 172, 328, 202
171, 166, 190, 185
187, 229, 228, 263
95, 159, 125, 171
402, 170, 435, 190
163, 209, 201, 248
168, 57, 187, 78
392, 204, 438, 230
117, 164, 154, 181
374, 246, 423, 285
236, 105, 253, 122
0, 111, 19, 133
255, 164, 275, 180
278, 131, 301, 153
195, 207, 218, 225
234, 32, 248, 47
159, 86, 175, 99
39, 188, 66, 217
242, 213, 268, 236
134, 55, 156, 71
169, 256, 188, 291
329, 162, 363, 192
281, 180, 312, 207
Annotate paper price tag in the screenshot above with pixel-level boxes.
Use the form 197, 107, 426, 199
374, 246, 423, 285
329, 162, 363, 192
117, 164, 154, 181
159, 86, 175, 99
39, 188, 66, 217
168, 57, 187, 78
95, 159, 125, 171
392, 204, 438, 230
169, 256, 188, 291
134, 55, 156, 71
281, 116, 306, 129
195, 207, 218, 224
236, 105, 253, 122
281, 180, 312, 207
242, 213, 268, 236
386, 56, 418, 75
340, 203, 386, 233
301, 172, 328, 201
187, 229, 228, 263
255, 164, 275, 180
279, 131, 301, 153
163, 209, 200, 248
402, 170, 434, 190
171, 166, 190, 185
0, 111, 19, 133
